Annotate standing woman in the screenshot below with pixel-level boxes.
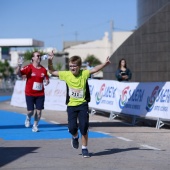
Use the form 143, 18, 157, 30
115, 58, 132, 81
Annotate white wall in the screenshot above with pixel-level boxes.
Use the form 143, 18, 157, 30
8, 47, 58, 68
111, 31, 133, 52
64, 31, 133, 64
64, 32, 111, 63
10, 51, 19, 67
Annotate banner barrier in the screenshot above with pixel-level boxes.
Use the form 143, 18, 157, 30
11, 79, 170, 120
88, 79, 170, 120
11, 79, 67, 111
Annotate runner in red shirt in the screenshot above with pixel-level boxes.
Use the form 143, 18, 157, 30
16, 51, 49, 132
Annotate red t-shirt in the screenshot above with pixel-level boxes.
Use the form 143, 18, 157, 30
20, 64, 49, 96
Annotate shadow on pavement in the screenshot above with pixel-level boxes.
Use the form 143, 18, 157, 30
0, 147, 39, 167
90, 147, 151, 157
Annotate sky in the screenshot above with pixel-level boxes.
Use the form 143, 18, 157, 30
0, 0, 137, 51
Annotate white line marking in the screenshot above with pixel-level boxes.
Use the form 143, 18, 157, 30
116, 137, 133, 142
94, 131, 111, 135
50, 121, 60, 124
140, 144, 161, 151
41, 117, 45, 120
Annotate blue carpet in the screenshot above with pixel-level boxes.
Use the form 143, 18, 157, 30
0, 110, 112, 141
0, 96, 11, 102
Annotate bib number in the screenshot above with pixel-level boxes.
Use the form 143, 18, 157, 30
69, 88, 83, 98
33, 82, 43, 91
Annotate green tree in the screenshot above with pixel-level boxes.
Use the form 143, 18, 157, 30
0, 60, 14, 79
55, 63, 63, 71
23, 48, 44, 61
83, 55, 102, 66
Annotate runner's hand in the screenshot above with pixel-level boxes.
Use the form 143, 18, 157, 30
105, 56, 111, 65
48, 50, 54, 60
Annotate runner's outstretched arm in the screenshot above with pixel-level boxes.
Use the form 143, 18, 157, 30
48, 51, 59, 77
90, 56, 111, 74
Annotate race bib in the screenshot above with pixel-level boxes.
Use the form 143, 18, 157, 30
32, 82, 43, 91
69, 88, 84, 98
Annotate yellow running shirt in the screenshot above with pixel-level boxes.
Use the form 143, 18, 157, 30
59, 69, 90, 106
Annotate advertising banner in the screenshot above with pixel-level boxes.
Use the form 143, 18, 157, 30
88, 80, 170, 119
11, 79, 170, 120
11, 79, 67, 111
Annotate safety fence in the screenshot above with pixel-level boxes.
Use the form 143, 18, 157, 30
11, 79, 170, 129
0, 78, 15, 92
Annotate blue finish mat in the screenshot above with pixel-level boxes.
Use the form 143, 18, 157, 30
0, 110, 112, 141
0, 96, 11, 102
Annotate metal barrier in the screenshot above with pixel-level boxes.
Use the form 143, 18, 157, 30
90, 107, 170, 129
0, 78, 15, 92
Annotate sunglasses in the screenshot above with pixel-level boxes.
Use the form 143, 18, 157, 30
69, 65, 78, 68
36, 55, 41, 58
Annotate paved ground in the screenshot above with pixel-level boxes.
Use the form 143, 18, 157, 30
0, 91, 170, 170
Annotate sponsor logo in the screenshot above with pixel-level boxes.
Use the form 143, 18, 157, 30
119, 86, 130, 109
31, 72, 36, 76
95, 84, 105, 105
119, 86, 144, 110
146, 86, 159, 112
89, 85, 94, 95
146, 86, 170, 112
95, 84, 116, 105
41, 73, 45, 77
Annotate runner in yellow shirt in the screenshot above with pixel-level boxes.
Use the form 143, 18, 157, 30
48, 52, 111, 158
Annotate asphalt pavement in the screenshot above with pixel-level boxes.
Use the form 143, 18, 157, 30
0, 91, 170, 170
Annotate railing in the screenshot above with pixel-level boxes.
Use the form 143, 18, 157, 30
0, 78, 16, 92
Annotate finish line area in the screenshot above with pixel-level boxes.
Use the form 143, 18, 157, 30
0, 96, 11, 102
1, 97, 170, 170
0, 109, 112, 141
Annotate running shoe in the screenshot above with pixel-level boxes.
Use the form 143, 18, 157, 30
82, 149, 90, 158
71, 136, 79, 149
25, 117, 30, 127
32, 125, 39, 132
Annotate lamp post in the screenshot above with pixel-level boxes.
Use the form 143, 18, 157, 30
61, 24, 64, 51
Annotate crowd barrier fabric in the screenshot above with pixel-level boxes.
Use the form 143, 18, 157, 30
88, 79, 169, 120
11, 79, 170, 120
11, 79, 67, 111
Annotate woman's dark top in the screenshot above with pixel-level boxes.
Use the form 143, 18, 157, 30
115, 68, 132, 81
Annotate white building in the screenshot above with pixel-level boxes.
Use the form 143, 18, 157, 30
63, 31, 133, 63
0, 32, 133, 70
0, 38, 44, 67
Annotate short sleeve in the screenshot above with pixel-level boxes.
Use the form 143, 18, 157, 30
58, 71, 68, 81
83, 69, 90, 79
20, 65, 31, 75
